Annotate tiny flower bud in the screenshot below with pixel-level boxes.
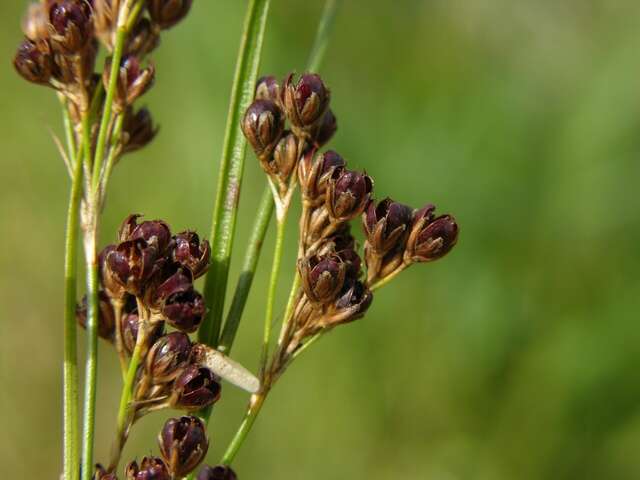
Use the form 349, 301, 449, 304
22, 3, 49, 41
299, 253, 347, 305
172, 231, 211, 279
197, 465, 238, 480
326, 169, 373, 222
162, 289, 205, 333
145, 332, 192, 383
282, 73, 330, 131
122, 107, 158, 154
99, 244, 126, 300
158, 416, 208, 477
127, 18, 161, 56
104, 55, 155, 112
313, 109, 337, 147
118, 214, 172, 253
271, 131, 299, 182
13, 39, 53, 86
241, 99, 284, 159
148, 0, 193, 30
48, 0, 93, 53
76, 291, 116, 342
126, 457, 170, 480
171, 366, 222, 411
298, 150, 345, 205
121, 311, 165, 355
405, 213, 459, 263
255, 75, 280, 103
363, 198, 413, 256
326, 279, 373, 325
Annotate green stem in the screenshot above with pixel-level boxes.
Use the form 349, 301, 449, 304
306, 0, 340, 72
80, 233, 99, 480
220, 393, 266, 465
199, 0, 272, 347
62, 107, 84, 480
369, 263, 409, 291
260, 211, 289, 373
218, 186, 274, 354
100, 113, 125, 196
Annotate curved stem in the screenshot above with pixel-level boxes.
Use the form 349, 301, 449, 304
369, 263, 409, 291
220, 393, 267, 465
62, 106, 84, 480
218, 186, 274, 354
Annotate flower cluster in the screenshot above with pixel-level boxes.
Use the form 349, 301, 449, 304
242, 73, 459, 362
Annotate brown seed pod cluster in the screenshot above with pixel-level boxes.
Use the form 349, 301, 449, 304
243, 73, 459, 364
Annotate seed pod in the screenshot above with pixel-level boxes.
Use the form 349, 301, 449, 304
76, 290, 116, 342
326, 279, 373, 325
13, 39, 54, 86
326, 169, 373, 222
172, 231, 211, 279
197, 465, 238, 480
127, 18, 161, 56
190, 344, 260, 394
118, 215, 172, 254
22, 2, 49, 41
271, 131, 299, 183
159, 416, 208, 477
148, 0, 193, 30
103, 55, 155, 112
313, 109, 337, 147
241, 99, 284, 160
363, 198, 413, 256
122, 107, 158, 154
104, 239, 160, 295
163, 289, 205, 333
281, 72, 330, 131
405, 213, 458, 263
126, 457, 170, 480
298, 150, 345, 206
121, 311, 165, 355
99, 244, 125, 300
171, 366, 222, 411
48, 0, 93, 53
255, 75, 280, 103
299, 253, 347, 305
145, 332, 192, 383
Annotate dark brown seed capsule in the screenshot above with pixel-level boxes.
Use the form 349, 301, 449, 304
313, 109, 337, 147
158, 416, 209, 477
147, 0, 193, 30
48, 0, 93, 53
122, 107, 158, 154
271, 131, 300, 182
127, 18, 161, 56
103, 55, 155, 112
125, 456, 170, 480
76, 290, 116, 342
13, 39, 54, 85
197, 465, 238, 480
121, 311, 165, 355
363, 198, 414, 256
104, 239, 160, 295
172, 231, 211, 279
162, 289, 205, 333
298, 150, 345, 205
241, 99, 284, 159
327, 279, 373, 325
405, 213, 459, 263
299, 253, 347, 305
255, 75, 280, 103
282, 72, 330, 131
171, 366, 221, 411
145, 332, 192, 384
326, 169, 373, 222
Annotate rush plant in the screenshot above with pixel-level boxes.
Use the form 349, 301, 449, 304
12, 1, 458, 479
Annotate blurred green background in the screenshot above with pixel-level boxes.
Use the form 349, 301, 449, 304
2, 1, 640, 478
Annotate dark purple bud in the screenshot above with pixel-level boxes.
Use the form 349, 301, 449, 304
255, 75, 280, 103
158, 416, 208, 477
48, 0, 93, 53
122, 107, 158, 154
76, 290, 116, 342
13, 39, 54, 85
298, 150, 345, 205
148, 0, 193, 29
406, 214, 459, 263
171, 366, 221, 411
117, 214, 171, 254
162, 289, 205, 333
271, 131, 299, 182
127, 18, 160, 56
241, 99, 284, 159
197, 465, 238, 480
172, 231, 211, 279
145, 332, 192, 383
152, 268, 193, 306
328, 279, 373, 325
363, 198, 413, 256
104, 55, 155, 112
313, 109, 337, 148
336, 247, 362, 280
99, 244, 126, 300
104, 239, 160, 295
22, 3, 49, 41
299, 253, 347, 304
282, 72, 330, 130
326, 169, 373, 222
125, 457, 170, 480
121, 310, 165, 355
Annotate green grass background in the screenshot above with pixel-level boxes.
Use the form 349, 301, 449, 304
1, 1, 640, 478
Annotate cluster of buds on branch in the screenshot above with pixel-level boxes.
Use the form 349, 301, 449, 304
242, 72, 459, 381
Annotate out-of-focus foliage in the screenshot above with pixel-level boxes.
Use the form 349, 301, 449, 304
1, 1, 639, 479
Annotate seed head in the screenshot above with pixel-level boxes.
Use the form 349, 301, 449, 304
158, 416, 209, 477
145, 332, 192, 383
363, 198, 413, 256
282, 72, 330, 131
299, 253, 347, 305
171, 365, 222, 411
172, 231, 211, 279
241, 99, 284, 159
13, 39, 54, 86
125, 457, 170, 480
405, 212, 459, 263
147, 0, 193, 30
48, 0, 93, 53
326, 169, 373, 222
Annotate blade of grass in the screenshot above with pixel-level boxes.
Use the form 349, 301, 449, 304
306, 0, 340, 73
199, 0, 272, 347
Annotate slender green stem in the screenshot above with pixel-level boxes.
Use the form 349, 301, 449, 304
100, 113, 125, 196
91, 4, 130, 190
369, 263, 409, 291
260, 212, 289, 373
62, 107, 84, 480
199, 0, 272, 347
80, 234, 99, 480
220, 393, 266, 465
61, 106, 77, 168
218, 187, 274, 354
306, 0, 340, 72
